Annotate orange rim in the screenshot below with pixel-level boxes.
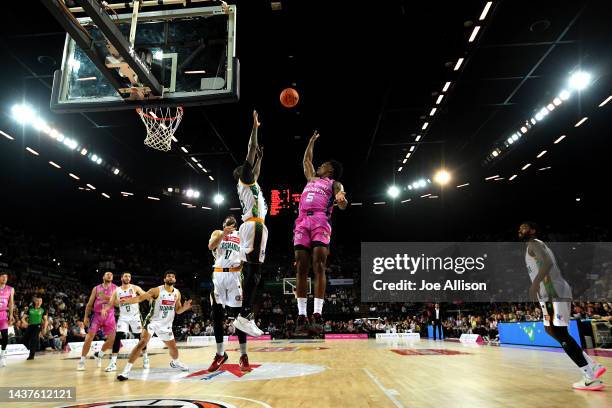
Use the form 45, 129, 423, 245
136, 106, 183, 121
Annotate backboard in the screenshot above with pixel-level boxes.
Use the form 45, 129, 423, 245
50, 4, 239, 112
283, 278, 312, 296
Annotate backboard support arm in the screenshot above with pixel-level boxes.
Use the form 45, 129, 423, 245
74, 0, 163, 96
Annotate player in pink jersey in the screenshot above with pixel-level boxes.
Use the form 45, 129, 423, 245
77, 271, 117, 371
294, 131, 348, 334
0, 272, 15, 368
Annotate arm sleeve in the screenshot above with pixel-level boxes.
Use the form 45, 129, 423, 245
240, 161, 255, 184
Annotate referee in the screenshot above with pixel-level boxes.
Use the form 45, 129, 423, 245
22, 297, 47, 360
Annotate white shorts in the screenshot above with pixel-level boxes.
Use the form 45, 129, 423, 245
211, 272, 243, 308
117, 317, 142, 334
539, 301, 571, 327
146, 320, 174, 341
239, 220, 268, 263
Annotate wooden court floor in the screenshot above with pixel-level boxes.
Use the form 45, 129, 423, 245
0, 339, 610, 408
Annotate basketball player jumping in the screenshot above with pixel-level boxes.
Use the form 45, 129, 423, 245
0, 272, 15, 368
519, 222, 606, 390
206, 215, 253, 372
294, 131, 347, 333
231, 110, 267, 337
77, 271, 117, 371
101, 271, 148, 372
117, 270, 191, 381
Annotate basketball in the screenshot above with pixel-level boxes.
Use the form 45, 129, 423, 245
280, 87, 299, 108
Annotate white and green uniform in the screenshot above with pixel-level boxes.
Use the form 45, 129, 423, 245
237, 179, 268, 263
116, 285, 142, 334
525, 239, 573, 327
211, 230, 243, 308
144, 286, 178, 341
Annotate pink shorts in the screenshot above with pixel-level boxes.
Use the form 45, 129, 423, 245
0, 315, 8, 331
89, 313, 116, 335
293, 213, 332, 249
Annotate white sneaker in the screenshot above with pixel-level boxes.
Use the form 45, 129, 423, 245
0, 357, 6, 368
94, 352, 102, 368
170, 360, 189, 371
77, 361, 85, 371
572, 376, 605, 391
104, 362, 117, 372
593, 363, 607, 379
233, 314, 263, 337
143, 356, 150, 370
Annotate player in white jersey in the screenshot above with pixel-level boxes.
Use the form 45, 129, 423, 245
206, 215, 253, 372
231, 110, 267, 338
101, 271, 147, 372
519, 222, 606, 390
116, 270, 192, 381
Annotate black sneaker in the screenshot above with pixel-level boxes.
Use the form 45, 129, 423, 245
295, 315, 309, 335
310, 313, 323, 334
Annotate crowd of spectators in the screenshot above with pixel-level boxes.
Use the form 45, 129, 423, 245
1, 225, 611, 353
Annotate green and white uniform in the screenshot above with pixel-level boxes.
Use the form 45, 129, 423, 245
144, 286, 178, 341
525, 239, 572, 327
211, 230, 243, 307
237, 179, 268, 263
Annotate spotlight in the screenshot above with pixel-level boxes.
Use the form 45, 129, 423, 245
153, 50, 164, 60
186, 189, 194, 198
418, 179, 427, 188
433, 169, 451, 185
507, 137, 514, 145
11, 104, 35, 124
113, 168, 120, 175
568, 71, 591, 91
91, 154, 98, 162
193, 191, 201, 199
559, 89, 571, 101
553, 97, 562, 106
387, 186, 400, 198
167, 187, 173, 192
96, 158, 102, 165
492, 150, 499, 157
214, 194, 224, 204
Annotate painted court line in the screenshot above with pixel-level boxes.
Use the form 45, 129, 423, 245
363, 367, 405, 408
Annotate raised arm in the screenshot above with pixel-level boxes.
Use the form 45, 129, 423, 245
245, 110, 260, 166
333, 181, 348, 210
303, 131, 319, 180
209, 230, 224, 251
253, 146, 264, 181
175, 290, 192, 315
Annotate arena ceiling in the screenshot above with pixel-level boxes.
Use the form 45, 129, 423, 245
0, 0, 611, 240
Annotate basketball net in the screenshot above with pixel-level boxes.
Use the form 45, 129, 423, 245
136, 106, 184, 152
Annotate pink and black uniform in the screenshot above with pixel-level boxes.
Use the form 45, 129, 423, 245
293, 177, 336, 249
89, 283, 117, 335
0, 285, 11, 331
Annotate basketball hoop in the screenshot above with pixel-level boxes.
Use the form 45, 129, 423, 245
136, 106, 183, 152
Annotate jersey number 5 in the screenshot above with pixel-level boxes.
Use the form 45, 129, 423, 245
306, 192, 315, 202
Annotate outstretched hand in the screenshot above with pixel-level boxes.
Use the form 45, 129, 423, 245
257, 145, 264, 159
310, 131, 320, 143
253, 110, 261, 128
184, 299, 193, 311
